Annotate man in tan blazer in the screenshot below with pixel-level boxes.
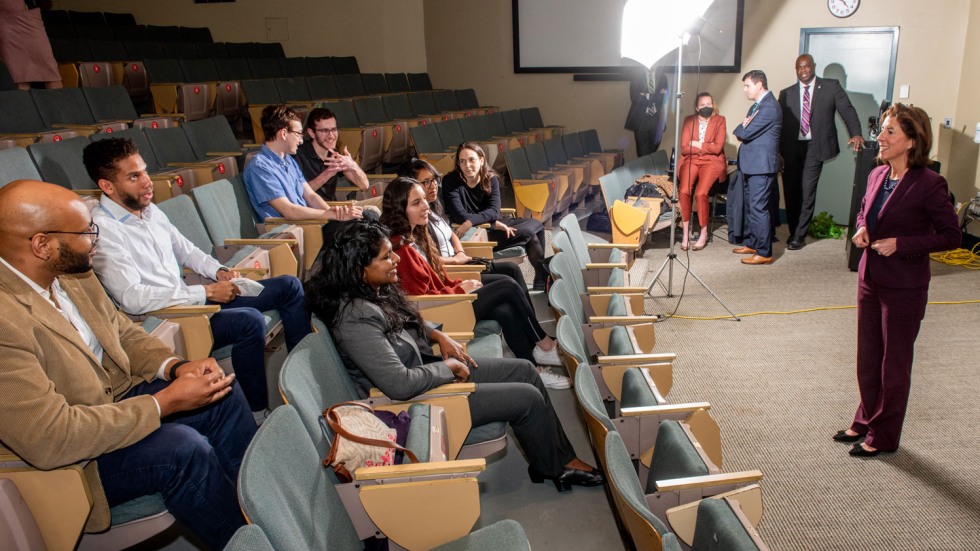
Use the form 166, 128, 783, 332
0, 180, 255, 550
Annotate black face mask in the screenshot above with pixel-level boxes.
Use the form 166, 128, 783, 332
698, 107, 713, 118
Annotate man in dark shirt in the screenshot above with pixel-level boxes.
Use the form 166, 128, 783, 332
292, 107, 381, 209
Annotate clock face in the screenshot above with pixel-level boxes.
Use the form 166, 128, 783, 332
828, 0, 860, 17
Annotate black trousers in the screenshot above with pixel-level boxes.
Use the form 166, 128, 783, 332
488, 217, 548, 285
472, 275, 547, 363
782, 140, 825, 240
467, 357, 576, 477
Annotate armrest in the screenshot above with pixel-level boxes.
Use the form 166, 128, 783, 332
264, 217, 324, 225
368, 382, 476, 399
598, 353, 677, 364
233, 267, 269, 277
460, 241, 497, 248
224, 238, 298, 247
588, 243, 640, 251
655, 470, 764, 493
443, 332, 474, 342
205, 151, 243, 157
146, 305, 221, 317
620, 402, 712, 417
407, 294, 478, 302
353, 458, 486, 481
586, 286, 647, 294
588, 315, 660, 324
500, 208, 516, 216
586, 262, 628, 270
452, 223, 492, 229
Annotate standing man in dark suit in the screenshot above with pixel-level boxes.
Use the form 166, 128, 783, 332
778, 54, 864, 250
733, 70, 782, 265
625, 67, 668, 157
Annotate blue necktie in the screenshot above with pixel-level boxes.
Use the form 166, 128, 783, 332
747, 102, 759, 117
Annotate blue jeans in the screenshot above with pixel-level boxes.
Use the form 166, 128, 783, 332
97, 379, 257, 550
209, 275, 311, 411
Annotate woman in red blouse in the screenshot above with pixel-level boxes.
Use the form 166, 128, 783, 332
379, 177, 569, 389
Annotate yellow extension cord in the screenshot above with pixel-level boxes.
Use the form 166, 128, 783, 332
661, 246, 980, 321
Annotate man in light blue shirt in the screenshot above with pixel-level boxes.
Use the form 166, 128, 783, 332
243, 104, 363, 222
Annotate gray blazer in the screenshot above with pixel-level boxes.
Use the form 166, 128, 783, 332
330, 298, 454, 401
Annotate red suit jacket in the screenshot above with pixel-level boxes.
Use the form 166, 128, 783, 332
391, 236, 465, 295
679, 113, 727, 172
856, 165, 960, 288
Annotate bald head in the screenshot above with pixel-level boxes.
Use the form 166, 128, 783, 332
795, 54, 815, 85
0, 180, 96, 285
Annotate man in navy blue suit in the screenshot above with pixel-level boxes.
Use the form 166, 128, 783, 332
733, 70, 782, 265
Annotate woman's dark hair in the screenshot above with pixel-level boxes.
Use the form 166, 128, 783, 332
880, 103, 933, 169
305, 220, 423, 339
379, 177, 447, 278
398, 158, 445, 218
452, 142, 497, 195
693, 91, 714, 111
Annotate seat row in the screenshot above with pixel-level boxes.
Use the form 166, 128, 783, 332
598, 150, 676, 245
47, 23, 217, 47
544, 214, 772, 549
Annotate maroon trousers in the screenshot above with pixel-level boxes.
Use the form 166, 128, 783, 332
850, 277, 928, 451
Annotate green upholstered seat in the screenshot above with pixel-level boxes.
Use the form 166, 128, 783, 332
606, 294, 628, 317
692, 499, 762, 551
604, 432, 684, 551
607, 324, 634, 356
108, 494, 167, 526
556, 315, 589, 366
224, 524, 275, 551
239, 406, 530, 550
646, 421, 709, 493
573, 363, 616, 434
620, 367, 659, 409
405, 403, 432, 463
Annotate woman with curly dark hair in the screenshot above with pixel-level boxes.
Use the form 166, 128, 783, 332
379, 177, 569, 389
441, 142, 550, 290
305, 220, 603, 491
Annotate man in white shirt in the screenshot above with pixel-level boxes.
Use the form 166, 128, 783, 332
84, 138, 312, 419
0, 180, 254, 549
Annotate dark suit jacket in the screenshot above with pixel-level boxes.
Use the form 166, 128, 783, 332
856, 165, 960, 288
733, 92, 781, 175
0, 267, 174, 531
778, 77, 862, 162
331, 298, 453, 401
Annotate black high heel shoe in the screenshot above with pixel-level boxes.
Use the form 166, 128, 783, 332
528, 466, 605, 492
848, 443, 880, 457
832, 430, 863, 443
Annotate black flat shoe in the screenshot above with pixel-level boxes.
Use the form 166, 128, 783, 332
833, 430, 863, 443
848, 443, 880, 457
528, 466, 605, 492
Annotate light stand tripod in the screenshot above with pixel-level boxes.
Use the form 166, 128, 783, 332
646, 33, 740, 321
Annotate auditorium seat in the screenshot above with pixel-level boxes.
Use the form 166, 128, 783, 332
334, 73, 366, 98
146, 25, 181, 43
0, 61, 15, 92
360, 73, 389, 95
160, 41, 200, 60
90, 127, 193, 202
242, 79, 285, 142
353, 95, 410, 165
557, 211, 639, 276
256, 42, 285, 58
501, 146, 557, 222
407, 72, 434, 91
238, 405, 526, 551
216, 58, 253, 81
180, 59, 244, 122
563, 131, 613, 177
500, 109, 540, 144
525, 141, 574, 213
143, 126, 237, 188
332, 56, 360, 75
181, 116, 254, 173
457, 115, 510, 171
67, 10, 106, 26
578, 128, 624, 170
305, 56, 336, 76
225, 525, 274, 551
248, 58, 284, 80
543, 137, 593, 204
111, 25, 146, 44
306, 75, 340, 102
27, 136, 99, 193
144, 58, 212, 121
408, 121, 455, 175
226, 42, 259, 59
0, 90, 84, 145
278, 57, 310, 78
102, 12, 137, 26
30, 88, 129, 134
384, 72, 411, 93
455, 88, 497, 115
179, 26, 214, 43
196, 41, 230, 60
0, 147, 43, 187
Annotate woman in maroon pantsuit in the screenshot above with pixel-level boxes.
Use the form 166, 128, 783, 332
677, 92, 727, 251
836, 105, 959, 456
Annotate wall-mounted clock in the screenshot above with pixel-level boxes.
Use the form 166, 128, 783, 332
828, 0, 860, 18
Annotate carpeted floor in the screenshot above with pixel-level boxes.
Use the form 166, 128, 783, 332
635, 224, 980, 550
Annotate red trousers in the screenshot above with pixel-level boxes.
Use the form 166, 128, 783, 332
677, 157, 724, 227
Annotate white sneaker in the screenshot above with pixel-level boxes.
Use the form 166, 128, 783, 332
532, 345, 562, 366
537, 368, 571, 390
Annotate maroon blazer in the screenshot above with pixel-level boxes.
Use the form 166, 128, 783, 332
679, 114, 727, 173
856, 164, 960, 288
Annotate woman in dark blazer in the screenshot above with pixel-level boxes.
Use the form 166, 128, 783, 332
305, 220, 604, 491
442, 142, 550, 290
837, 104, 960, 456
677, 92, 728, 251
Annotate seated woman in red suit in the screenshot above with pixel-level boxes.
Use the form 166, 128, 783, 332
837, 104, 959, 457
677, 92, 727, 251
378, 177, 570, 389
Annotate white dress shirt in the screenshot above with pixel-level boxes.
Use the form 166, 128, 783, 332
93, 195, 225, 315
798, 80, 814, 140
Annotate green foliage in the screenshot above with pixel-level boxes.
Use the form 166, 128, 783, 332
808, 211, 848, 240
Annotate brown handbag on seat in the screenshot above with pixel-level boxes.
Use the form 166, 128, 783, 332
322, 402, 419, 483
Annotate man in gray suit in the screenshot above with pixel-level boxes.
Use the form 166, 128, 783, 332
778, 54, 864, 250
733, 70, 782, 265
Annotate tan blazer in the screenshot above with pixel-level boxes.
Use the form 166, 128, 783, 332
0, 264, 174, 532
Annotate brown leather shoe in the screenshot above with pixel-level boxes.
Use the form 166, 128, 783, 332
732, 246, 756, 254
741, 254, 774, 265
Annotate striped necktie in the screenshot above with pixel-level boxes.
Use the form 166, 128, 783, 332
801, 84, 811, 136
747, 102, 759, 117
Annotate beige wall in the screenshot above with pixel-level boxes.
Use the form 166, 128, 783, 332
56, 0, 979, 197
53, 0, 427, 73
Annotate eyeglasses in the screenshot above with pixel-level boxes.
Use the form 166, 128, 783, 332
34, 222, 100, 240
287, 128, 304, 138
419, 177, 439, 187
314, 127, 340, 135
